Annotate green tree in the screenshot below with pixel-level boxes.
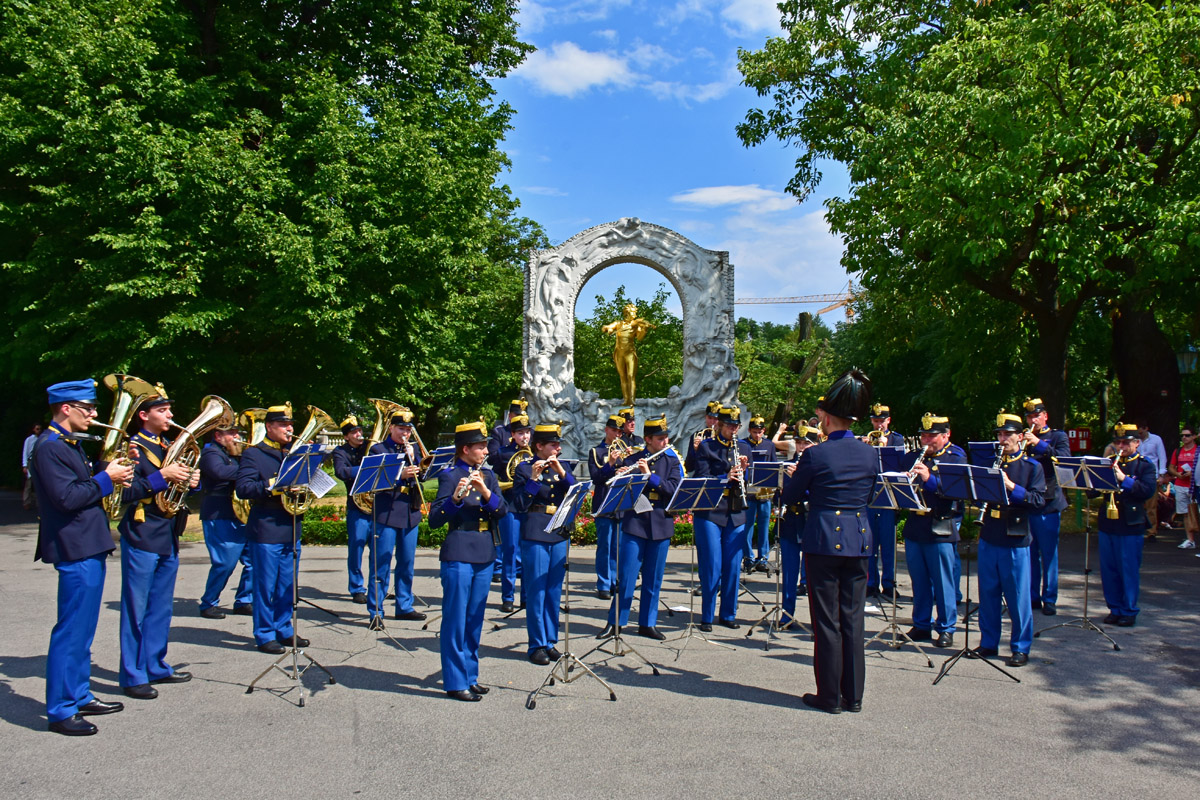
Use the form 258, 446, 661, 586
738, 0, 1200, 437
736, 311, 834, 428
574, 284, 684, 401
0, 0, 542, 476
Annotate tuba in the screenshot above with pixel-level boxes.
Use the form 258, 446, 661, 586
280, 406, 336, 516
231, 408, 268, 524
100, 374, 165, 520
155, 396, 235, 515
351, 398, 403, 514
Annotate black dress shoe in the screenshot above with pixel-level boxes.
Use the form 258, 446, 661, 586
719, 619, 740, 629
801, 693, 842, 714
840, 700, 863, 713
596, 590, 612, 601
1103, 612, 1120, 625
935, 632, 954, 648
905, 626, 933, 641
528, 648, 550, 666
257, 641, 286, 654
596, 625, 616, 639
78, 700, 124, 716
1031, 599, 1042, 610
48, 714, 98, 736
491, 573, 502, 584
972, 646, 999, 658
1116, 615, 1136, 627
500, 601, 515, 613
123, 684, 159, 700
546, 647, 562, 660
754, 561, 770, 574
638, 626, 666, 640
150, 671, 191, 684
698, 622, 713, 633
691, 587, 703, 597
277, 634, 310, 648
232, 604, 253, 616
394, 610, 427, 621
368, 616, 385, 631
351, 592, 368, 604
469, 684, 490, 695
1006, 652, 1029, 667
446, 689, 481, 702
1042, 603, 1057, 616
798, 583, 807, 594
200, 606, 226, 620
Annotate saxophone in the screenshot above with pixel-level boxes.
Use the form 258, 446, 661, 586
155, 396, 235, 515
99, 374, 166, 521
280, 406, 336, 516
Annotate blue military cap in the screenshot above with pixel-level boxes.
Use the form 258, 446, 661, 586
47, 379, 98, 405
644, 414, 670, 437
510, 413, 532, 432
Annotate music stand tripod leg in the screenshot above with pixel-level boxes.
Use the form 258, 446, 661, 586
1033, 507, 1120, 651
932, 538, 1019, 685
578, 526, 660, 676
669, 542, 735, 660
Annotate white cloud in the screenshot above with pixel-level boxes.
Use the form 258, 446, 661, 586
593, 28, 619, 43
523, 186, 569, 197
516, 1, 549, 34
720, 0, 784, 35
514, 42, 637, 97
716, 210, 850, 308
670, 184, 797, 213
626, 41, 681, 69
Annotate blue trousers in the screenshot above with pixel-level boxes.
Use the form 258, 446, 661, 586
953, 548, 963, 604
439, 561, 491, 692
390, 524, 420, 615
250, 541, 297, 645
346, 504, 370, 595
498, 512, 524, 603
744, 499, 771, 562
1099, 532, 1143, 618
904, 539, 958, 634
522, 538, 568, 652
119, 544, 179, 687
363, 521, 396, 617
977, 540, 1032, 655
608, 535, 670, 627
1028, 511, 1060, 604
200, 518, 252, 610
780, 537, 802, 624
868, 507, 896, 589
594, 516, 620, 592
694, 518, 745, 623
46, 555, 107, 722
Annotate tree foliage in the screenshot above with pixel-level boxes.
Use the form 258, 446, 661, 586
574, 284, 684, 401
738, 0, 1200, 434
0, 0, 544, 476
735, 312, 835, 427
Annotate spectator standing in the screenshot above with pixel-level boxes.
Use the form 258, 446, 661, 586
1136, 422, 1169, 540
21, 423, 43, 510
1168, 426, 1198, 549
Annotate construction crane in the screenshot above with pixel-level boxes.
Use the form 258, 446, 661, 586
734, 283, 858, 318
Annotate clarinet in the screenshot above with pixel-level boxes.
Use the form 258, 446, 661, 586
728, 440, 748, 512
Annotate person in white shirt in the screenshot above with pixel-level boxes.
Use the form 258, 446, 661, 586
1136, 421, 1169, 538
21, 423, 42, 510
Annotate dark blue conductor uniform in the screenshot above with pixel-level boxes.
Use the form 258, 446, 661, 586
198, 438, 253, 616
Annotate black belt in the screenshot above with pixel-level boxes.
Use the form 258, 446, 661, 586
529, 504, 558, 514
453, 521, 492, 533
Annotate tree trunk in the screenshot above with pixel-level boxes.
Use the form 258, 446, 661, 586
1032, 311, 1074, 429
1113, 303, 1181, 449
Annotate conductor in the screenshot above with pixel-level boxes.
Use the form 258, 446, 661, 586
781, 369, 876, 714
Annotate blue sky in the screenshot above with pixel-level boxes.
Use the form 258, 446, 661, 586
493, 0, 855, 327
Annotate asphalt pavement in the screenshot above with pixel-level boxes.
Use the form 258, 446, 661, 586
2, 494, 1198, 799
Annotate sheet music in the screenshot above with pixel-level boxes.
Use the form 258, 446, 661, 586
308, 469, 337, 499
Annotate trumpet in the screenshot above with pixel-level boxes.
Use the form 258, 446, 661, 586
453, 468, 482, 502
866, 429, 887, 446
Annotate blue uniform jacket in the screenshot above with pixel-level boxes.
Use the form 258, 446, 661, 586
199, 443, 239, 521
429, 460, 507, 563
693, 436, 754, 527
487, 423, 511, 458
1096, 453, 1156, 535
743, 435, 777, 500
31, 424, 117, 564
369, 438, 424, 529
620, 448, 684, 541
235, 441, 299, 544
684, 426, 711, 474
1026, 427, 1071, 513
782, 430, 876, 557
330, 441, 365, 493
512, 458, 577, 543
901, 444, 966, 544
118, 431, 179, 556
588, 441, 618, 516
621, 432, 645, 448
979, 452, 1046, 547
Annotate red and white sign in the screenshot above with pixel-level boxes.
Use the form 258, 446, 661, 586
1067, 427, 1091, 453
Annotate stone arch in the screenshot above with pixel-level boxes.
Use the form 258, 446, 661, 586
523, 217, 740, 458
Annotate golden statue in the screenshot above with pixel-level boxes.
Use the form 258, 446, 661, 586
602, 303, 657, 405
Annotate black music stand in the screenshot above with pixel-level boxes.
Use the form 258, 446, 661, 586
581, 474, 661, 676
246, 444, 337, 706
341, 452, 413, 658
421, 446, 456, 482
527, 481, 618, 708
932, 463, 1019, 685
1034, 459, 1121, 651
664, 477, 733, 659
865, 471, 932, 667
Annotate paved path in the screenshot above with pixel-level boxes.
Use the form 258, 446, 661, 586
2, 496, 1198, 799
